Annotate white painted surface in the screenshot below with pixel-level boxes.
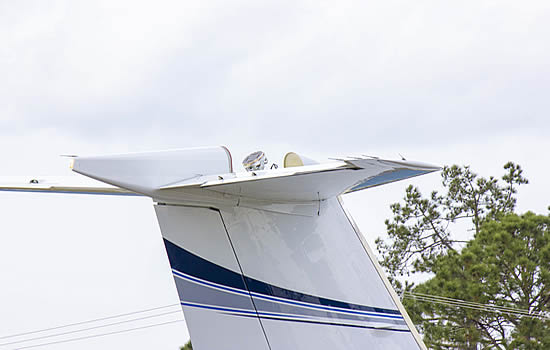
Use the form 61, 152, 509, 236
219, 197, 420, 348
263, 318, 419, 350
221, 197, 397, 308
154, 204, 271, 350
203, 158, 439, 201
339, 196, 427, 350
182, 307, 270, 350
72, 147, 232, 194
155, 205, 241, 274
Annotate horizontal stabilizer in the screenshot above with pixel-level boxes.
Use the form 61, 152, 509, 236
2, 149, 439, 204
71, 147, 233, 197
164, 157, 440, 202
0, 177, 139, 196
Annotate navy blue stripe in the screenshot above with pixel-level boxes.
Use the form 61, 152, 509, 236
245, 278, 400, 315
180, 302, 408, 332
164, 239, 247, 290
348, 169, 427, 192
173, 269, 402, 320
230, 313, 410, 333
163, 238, 401, 317
172, 269, 250, 296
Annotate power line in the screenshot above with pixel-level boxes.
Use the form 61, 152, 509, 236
404, 292, 541, 317
404, 293, 526, 316
0, 310, 183, 347
407, 292, 536, 315
0, 303, 180, 340
403, 292, 549, 320
12, 319, 185, 350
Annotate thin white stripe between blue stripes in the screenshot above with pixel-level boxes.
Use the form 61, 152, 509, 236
172, 268, 404, 321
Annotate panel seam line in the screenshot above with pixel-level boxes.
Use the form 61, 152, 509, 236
217, 210, 273, 350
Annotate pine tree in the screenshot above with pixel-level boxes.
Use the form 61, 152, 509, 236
180, 340, 192, 350
405, 213, 550, 349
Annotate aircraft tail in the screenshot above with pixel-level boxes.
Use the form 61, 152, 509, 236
155, 198, 425, 350
59, 146, 434, 349
2, 147, 436, 349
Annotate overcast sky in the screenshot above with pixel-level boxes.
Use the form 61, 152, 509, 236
1, 1, 549, 349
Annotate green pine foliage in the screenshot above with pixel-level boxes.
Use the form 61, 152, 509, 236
406, 213, 550, 349
180, 340, 192, 350
376, 162, 528, 285
377, 162, 550, 348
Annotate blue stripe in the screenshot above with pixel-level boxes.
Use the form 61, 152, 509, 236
164, 239, 402, 318
181, 301, 304, 320
173, 269, 402, 320
249, 291, 403, 319
164, 239, 247, 291
182, 302, 410, 333
348, 169, 427, 192
172, 269, 250, 297
181, 301, 259, 316
255, 315, 410, 332
245, 277, 401, 317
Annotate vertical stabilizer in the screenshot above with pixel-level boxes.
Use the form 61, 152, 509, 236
3, 146, 433, 349
155, 199, 426, 349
